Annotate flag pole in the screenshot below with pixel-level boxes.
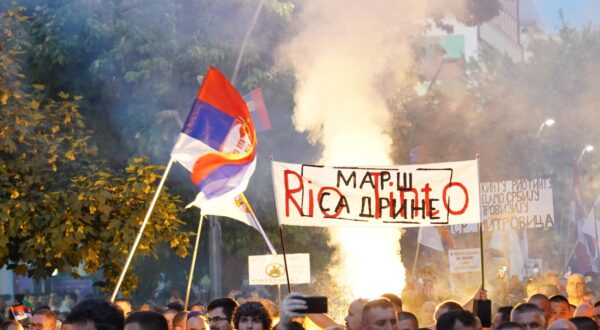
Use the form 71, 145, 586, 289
184, 211, 205, 311
278, 225, 292, 293
241, 193, 277, 255
594, 200, 600, 261
270, 156, 292, 293
411, 231, 422, 279
476, 155, 485, 290
231, 0, 266, 86
110, 158, 175, 302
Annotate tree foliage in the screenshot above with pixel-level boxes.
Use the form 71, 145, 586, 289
395, 23, 600, 273
0, 8, 191, 296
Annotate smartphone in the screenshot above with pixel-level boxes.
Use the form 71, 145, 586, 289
296, 296, 328, 314
474, 299, 491, 327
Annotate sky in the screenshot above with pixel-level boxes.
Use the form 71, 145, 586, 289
533, 0, 600, 33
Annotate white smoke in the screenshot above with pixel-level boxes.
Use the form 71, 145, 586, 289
278, 1, 442, 302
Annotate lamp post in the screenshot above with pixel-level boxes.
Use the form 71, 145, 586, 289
535, 118, 555, 137
579, 144, 594, 162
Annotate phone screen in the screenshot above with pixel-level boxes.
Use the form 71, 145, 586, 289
297, 296, 328, 314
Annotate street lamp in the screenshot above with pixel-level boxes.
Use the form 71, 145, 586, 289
579, 144, 594, 162
535, 118, 555, 137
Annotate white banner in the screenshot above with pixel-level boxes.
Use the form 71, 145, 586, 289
248, 254, 310, 285
450, 178, 554, 233
448, 249, 481, 274
272, 160, 480, 227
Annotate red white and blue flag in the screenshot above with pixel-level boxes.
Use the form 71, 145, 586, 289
171, 67, 257, 208
569, 159, 595, 273
243, 88, 271, 132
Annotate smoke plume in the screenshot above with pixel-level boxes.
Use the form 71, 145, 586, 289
278, 1, 447, 301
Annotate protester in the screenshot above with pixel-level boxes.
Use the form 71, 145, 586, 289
492, 306, 514, 330
592, 302, 600, 328
0, 321, 23, 330
58, 294, 77, 314
114, 299, 134, 317
539, 286, 561, 299
574, 305, 594, 318
566, 275, 586, 307
510, 303, 546, 330
207, 298, 238, 330
345, 299, 368, 330
190, 305, 206, 313
497, 322, 525, 330
528, 295, 551, 324
187, 312, 207, 330
38, 296, 50, 310
434, 301, 463, 322
360, 298, 398, 330
65, 299, 124, 330
31, 308, 57, 330
547, 319, 576, 330
164, 309, 178, 330
173, 312, 187, 330
167, 304, 185, 313
233, 302, 272, 330
49, 294, 62, 313
397, 312, 418, 330
380, 294, 402, 314
436, 310, 478, 330
138, 305, 155, 312
125, 311, 168, 330
569, 317, 598, 330
549, 296, 572, 323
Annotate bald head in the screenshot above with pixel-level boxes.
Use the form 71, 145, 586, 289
511, 303, 545, 330
573, 304, 594, 318
548, 319, 576, 330
566, 274, 585, 304
345, 298, 368, 330
528, 294, 551, 322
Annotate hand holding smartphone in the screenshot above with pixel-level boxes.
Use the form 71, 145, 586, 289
294, 296, 328, 314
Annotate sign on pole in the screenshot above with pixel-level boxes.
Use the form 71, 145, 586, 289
248, 254, 310, 285
272, 160, 480, 227
448, 249, 482, 273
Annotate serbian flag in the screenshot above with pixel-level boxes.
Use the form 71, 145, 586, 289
569, 159, 595, 273
171, 67, 257, 207
202, 194, 276, 254
243, 88, 271, 132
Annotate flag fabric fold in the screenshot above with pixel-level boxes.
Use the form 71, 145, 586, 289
201, 194, 277, 254
171, 67, 274, 253
171, 67, 257, 207
417, 226, 454, 252
489, 230, 528, 279
581, 194, 600, 271
568, 159, 595, 273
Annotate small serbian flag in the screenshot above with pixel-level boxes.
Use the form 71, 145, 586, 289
244, 88, 271, 132
11, 305, 32, 321
171, 67, 257, 207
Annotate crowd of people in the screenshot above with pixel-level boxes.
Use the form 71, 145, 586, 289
0, 272, 599, 330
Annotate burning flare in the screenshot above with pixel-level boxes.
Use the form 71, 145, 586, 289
278, 0, 436, 304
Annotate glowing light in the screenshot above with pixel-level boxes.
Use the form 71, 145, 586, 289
580, 144, 594, 162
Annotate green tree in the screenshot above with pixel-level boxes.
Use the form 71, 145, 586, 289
0, 8, 191, 296
394, 23, 600, 274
